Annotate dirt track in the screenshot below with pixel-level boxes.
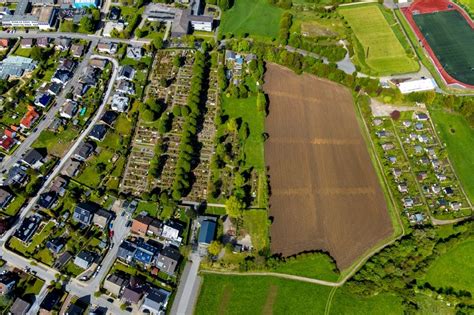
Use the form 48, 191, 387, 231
264, 64, 393, 269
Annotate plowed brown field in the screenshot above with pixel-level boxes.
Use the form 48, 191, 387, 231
264, 64, 392, 269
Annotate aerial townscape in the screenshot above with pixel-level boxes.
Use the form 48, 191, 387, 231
0, 0, 472, 313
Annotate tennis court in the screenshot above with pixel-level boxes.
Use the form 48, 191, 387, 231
413, 10, 474, 85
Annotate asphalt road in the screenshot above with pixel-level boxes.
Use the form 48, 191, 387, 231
1, 55, 128, 315
0, 40, 97, 175
0, 31, 150, 46
171, 253, 202, 315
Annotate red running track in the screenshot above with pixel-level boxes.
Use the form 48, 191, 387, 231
402, 0, 474, 89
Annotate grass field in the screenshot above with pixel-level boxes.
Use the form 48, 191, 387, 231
33, 128, 78, 157
430, 109, 474, 202
195, 275, 332, 314
423, 238, 474, 293
76, 149, 115, 187
221, 96, 265, 170
340, 4, 418, 75
242, 210, 269, 252
220, 0, 283, 39
271, 253, 339, 282
330, 287, 405, 315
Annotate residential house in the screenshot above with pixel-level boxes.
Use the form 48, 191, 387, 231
117, 240, 137, 263
21, 148, 45, 169
375, 130, 388, 138
20, 38, 33, 48
52, 69, 73, 85
161, 220, 184, 244
450, 202, 462, 211
126, 46, 142, 60
131, 215, 153, 235
397, 182, 408, 193
110, 94, 129, 112
10, 297, 31, 315
74, 250, 95, 269
0, 272, 16, 295
92, 209, 113, 228
39, 289, 64, 314
418, 134, 429, 143
121, 286, 143, 304
0, 188, 13, 209
116, 80, 134, 95
402, 120, 412, 127
88, 124, 107, 141
46, 237, 65, 255
431, 184, 441, 194
415, 112, 429, 121
36, 37, 49, 48
55, 37, 71, 51
71, 44, 84, 57
5, 166, 27, 186
109, 6, 120, 20
147, 219, 162, 236
60, 99, 78, 119
156, 246, 180, 275
89, 59, 107, 70
65, 303, 84, 315
0, 135, 14, 151
134, 241, 158, 265
103, 21, 124, 37
20, 106, 39, 129
97, 42, 117, 54
403, 197, 414, 208
37, 191, 57, 209
103, 273, 128, 297
417, 171, 428, 181
414, 122, 423, 130
0, 218, 8, 235
73, 141, 94, 161
59, 59, 76, 72
388, 156, 397, 164
225, 50, 236, 62
118, 65, 135, 81
100, 111, 118, 126
34, 92, 53, 108
198, 220, 216, 246
140, 288, 171, 315
61, 159, 81, 177
73, 82, 89, 100
431, 159, 440, 169
436, 173, 447, 181
381, 143, 394, 151
72, 202, 98, 226
443, 187, 454, 196
48, 175, 69, 196
46, 82, 62, 95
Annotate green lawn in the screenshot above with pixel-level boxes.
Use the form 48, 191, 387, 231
220, 0, 283, 39
271, 253, 339, 282
340, 4, 418, 75
330, 287, 405, 315
242, 210, 269, 252
34, 248, 55, 266
136, 201, 158, 217
23, 277, 45, 295
221, 96, 265, 170
423, 238, 474, 293
76, 149, 115, 187
33, 128, 78, 157
430, 109, 474, 202
2, 195, 26, 216
64, 261, 85, 277
195, 274, 332, 315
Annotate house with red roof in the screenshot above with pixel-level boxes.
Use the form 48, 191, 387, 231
20, 106, 40, 129
0, 136, 14, 151
0, 39, 8, 49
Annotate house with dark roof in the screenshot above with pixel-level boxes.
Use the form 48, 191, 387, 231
46, 237, 65, 254
74, 250, 95, 269
52, 69, 73, 85
156, 246, 180, 275
10, 297, 31, 315
121, 286, 143, 304
34, 92, 53, 108
60, 99, 78, 119
55, 38, 71, 51
0, 272, 17, 295
14, 215, 41, 243
5, 166, 27, 185
140, 288, 171, 314
100, 111, 118, 126
73, 141, 94, 161
134, 240, 158, 265
21, 148, 45, 169
37, 191, 57, 209
0, 188, 13, 209
72, 202, 98, 226
117, 240, 137, 263
46, 82, 62, 95
39, 289, 64, 313
89, 124, 108, 142
61, 159, 81, 177
71, 44, 84, 58
118, 65, 135, 81
147, 219, 163, 236
198, 220, 216, 246
36, 37, 49, 48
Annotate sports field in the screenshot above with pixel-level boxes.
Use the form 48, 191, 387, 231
220, 0, 283, 39
340, 4, 418, 75
413, 10, 474, 86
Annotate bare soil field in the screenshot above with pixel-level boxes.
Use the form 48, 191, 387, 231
264, 64, 392, 269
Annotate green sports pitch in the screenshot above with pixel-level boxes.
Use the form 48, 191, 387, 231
413, 10, 474, 86
340, 4, 419, 75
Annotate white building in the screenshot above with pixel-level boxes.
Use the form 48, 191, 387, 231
398, 78, 437, 94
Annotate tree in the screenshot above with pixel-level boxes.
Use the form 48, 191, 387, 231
95, 162, 106, 173
218, 0, 230, 10
142, 109, 156, 122
225, 196, 244, 218
31, 47, 45, 62
152, 37, 164, 50
79, 16, 95, 33
208, 241, 222, 256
